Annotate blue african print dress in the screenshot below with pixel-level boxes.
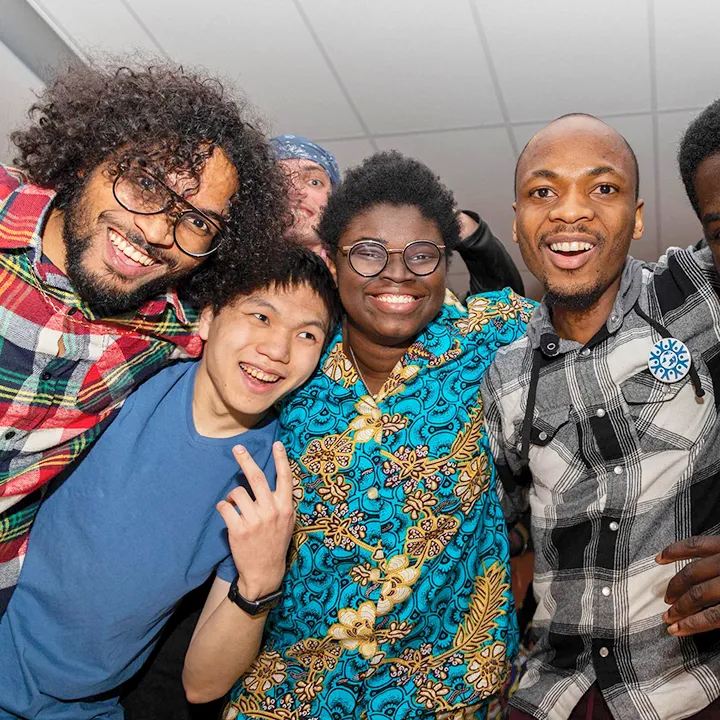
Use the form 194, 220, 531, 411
223, 289, 535, 720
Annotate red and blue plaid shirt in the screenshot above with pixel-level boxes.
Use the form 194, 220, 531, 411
0, 164, 202, 597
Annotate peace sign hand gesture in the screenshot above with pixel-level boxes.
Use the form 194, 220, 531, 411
217, 441, 296, 601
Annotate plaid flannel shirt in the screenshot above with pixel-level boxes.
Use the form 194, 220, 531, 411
0, 165, 202, 599
481, 246, 720, 720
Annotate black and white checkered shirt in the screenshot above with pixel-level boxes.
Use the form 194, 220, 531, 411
482, 244, 720, 720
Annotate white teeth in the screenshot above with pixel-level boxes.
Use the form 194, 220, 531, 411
240, 363, 280, 383
109, 229, 155, 267
549, 241, 594, 253
374, 294, 417, 304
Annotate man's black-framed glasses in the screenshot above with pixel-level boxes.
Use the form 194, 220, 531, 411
113, 166, 225, 258
339, 240, 446, 277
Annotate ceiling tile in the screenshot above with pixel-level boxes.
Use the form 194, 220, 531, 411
657, 111, 703, 250
479, 0, 652, 122
654, 0, 720, 111
101, 0, 364, 140
299, 0, 504, 134
0, 41, 43, 163
30, 0, 159, 56
376, 126, 520, 266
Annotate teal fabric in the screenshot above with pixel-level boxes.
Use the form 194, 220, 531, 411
225, 289, 536, 720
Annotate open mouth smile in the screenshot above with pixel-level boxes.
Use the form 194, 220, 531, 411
239, 362, 282, 385
109, 228, 156, 267
368, 292, 424, 314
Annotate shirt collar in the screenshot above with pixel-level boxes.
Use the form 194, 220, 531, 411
525, 255, 645, 354
1, 174, 191, 326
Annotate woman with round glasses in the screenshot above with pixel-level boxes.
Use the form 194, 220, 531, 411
212, 152, 536, 719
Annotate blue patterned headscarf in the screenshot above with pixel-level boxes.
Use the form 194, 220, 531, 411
270, 134, 341, 188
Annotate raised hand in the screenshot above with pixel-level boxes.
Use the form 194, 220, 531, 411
216, 441, 296, 601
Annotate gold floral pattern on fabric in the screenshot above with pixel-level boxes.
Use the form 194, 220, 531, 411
224, 289, 536, 720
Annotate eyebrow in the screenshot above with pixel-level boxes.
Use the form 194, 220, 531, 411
245, 296, 279, 314
529, 169, 558, 181
528, 166, 622, 182
358, 236, 388, 245
587, 165, 622, 179
701, 212, 720, 225
196, 208, 226, 225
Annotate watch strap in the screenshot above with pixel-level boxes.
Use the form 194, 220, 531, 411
228, 576, 283, 616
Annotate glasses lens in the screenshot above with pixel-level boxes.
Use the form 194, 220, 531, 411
349, 242, 388, 276
404, 242, 441, 275
174, 212, 221, 256
115, 168, 171, 214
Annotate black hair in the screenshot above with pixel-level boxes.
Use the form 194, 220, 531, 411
317, 150, 460, 256
11, 59, 289, 298
514, 113, 640, 201
195, 242, 341, 340
678, 100, 720, 218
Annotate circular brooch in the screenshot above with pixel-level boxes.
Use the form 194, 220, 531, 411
647, 338, 691, 383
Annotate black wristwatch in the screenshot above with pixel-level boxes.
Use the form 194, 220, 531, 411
228, 576, 283, 616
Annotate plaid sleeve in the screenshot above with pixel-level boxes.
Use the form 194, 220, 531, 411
481, 357, 530, 527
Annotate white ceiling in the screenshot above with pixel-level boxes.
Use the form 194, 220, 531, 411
2, 0, 716, 299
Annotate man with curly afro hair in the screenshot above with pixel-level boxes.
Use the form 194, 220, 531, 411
0, 59, 287, 614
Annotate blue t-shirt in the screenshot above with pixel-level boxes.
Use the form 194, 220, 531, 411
0, 361, 278, 719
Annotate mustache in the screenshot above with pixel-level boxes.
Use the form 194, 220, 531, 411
98, 211, 179, 268
538, 224, 605, 247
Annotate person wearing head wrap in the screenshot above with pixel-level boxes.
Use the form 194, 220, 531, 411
271, 135, 340, 261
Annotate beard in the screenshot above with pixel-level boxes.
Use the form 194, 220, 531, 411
62, 186, 188, 316
544, 282, 608, 310
526, 223, 629, 312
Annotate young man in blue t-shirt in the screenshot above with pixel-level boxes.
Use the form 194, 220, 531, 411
0, 245, 340, 720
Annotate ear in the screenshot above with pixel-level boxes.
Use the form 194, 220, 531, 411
198, 306, 215, 342
512, 205, 518, 245
633, 199, 645, 240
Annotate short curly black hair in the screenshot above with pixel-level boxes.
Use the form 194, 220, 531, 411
11, 59, 289, 298
678, 100, 720, 218
317, 151, 460, 257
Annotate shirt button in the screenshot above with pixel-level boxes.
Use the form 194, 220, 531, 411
367, 487, 379, 500
41, 371, 52, 381
4, 430, 15, 440
611, 314, 619, 323
538, 431, 548, 441
596, 408, 606, 418
613, 466, 623, 475
581, 348, 591, 357
602, 586, 611, 597
517, 443, 522, 453
609, 521, 619, 531
599, 647, 610, 658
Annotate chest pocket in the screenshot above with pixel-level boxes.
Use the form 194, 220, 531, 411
620, 368, 713, 450
524, 406, 574, 490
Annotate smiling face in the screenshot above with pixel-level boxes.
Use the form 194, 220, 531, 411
514, 116, 643, 309
280, 158, 332, 248
335, 203, 447, 347
53, 148, 238, 314
196, 283, 330, 434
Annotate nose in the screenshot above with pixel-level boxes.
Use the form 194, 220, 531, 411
132, 213, 176, 248
289, 175, 307, 202
379, 251, 414, 283
256, 333, 291, 365
548, 187, 595, 225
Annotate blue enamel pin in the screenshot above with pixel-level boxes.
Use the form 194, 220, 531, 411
647, 338, 691, 383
